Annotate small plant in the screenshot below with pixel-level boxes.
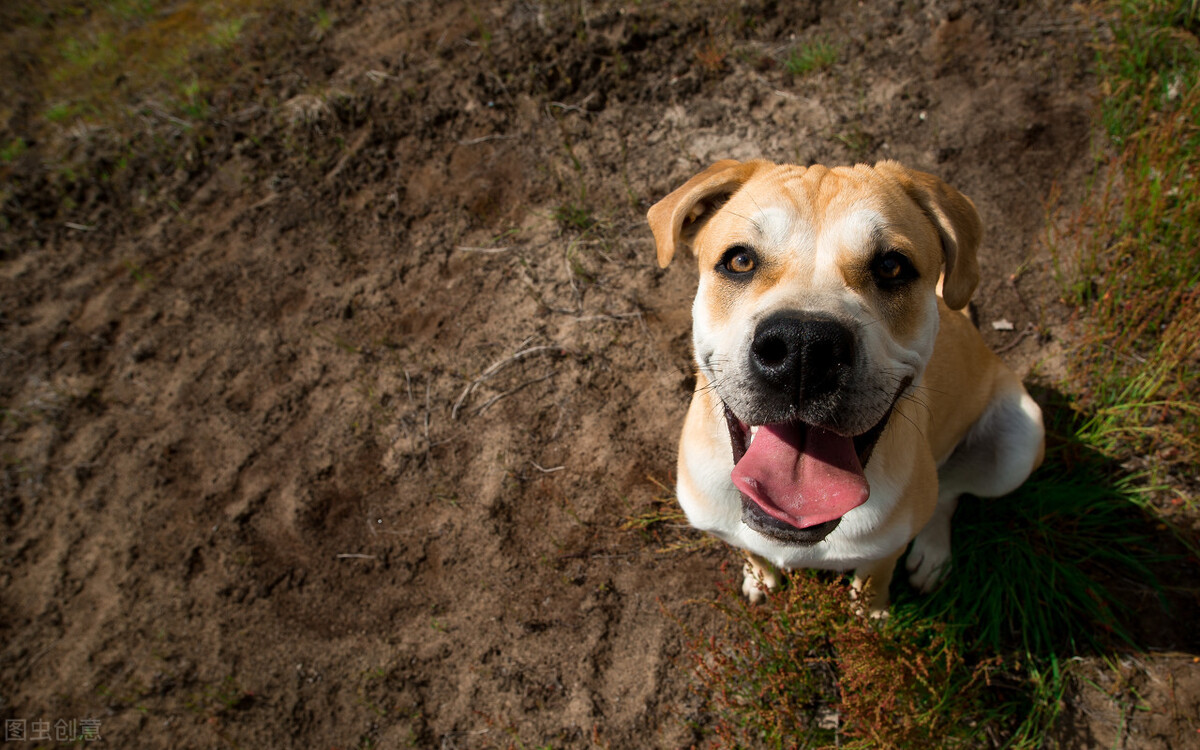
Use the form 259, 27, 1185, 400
0, 138, 27, 163
784, 39, 838, 76
553, 201, 595, 231
470, 10, 493, 54
834, 126, 874, 159
311, 7, 336, 40
612, 50, 630, 76
57, 32, 118, 73
125, 259, 153, 287
96, 680, 152, 715
177, 77, 208, 120
695, 40, 727, 73
209, 17, 245, 49
43, 102, 76, 123
620, 475, 718, 553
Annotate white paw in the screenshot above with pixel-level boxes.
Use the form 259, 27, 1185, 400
741, 561, 780, 604
850, 576, 891, 618
906, 529, 951, 593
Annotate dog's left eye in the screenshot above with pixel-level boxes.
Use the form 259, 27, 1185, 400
872, 251, 917, 286
719, 246, 757, 276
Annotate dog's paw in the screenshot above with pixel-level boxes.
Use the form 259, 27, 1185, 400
906, 529, 951, 593
849, 576, 891, 619
741, 560, 781, 604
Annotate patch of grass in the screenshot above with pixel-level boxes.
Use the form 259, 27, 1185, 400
1071, 324, 1200, 471
680, 572, 1002, 749
1096, 0, 1200, 144
55, 31, 120, 77
1048, 0, 1200, 484
784, 39, 838, 76
901, 385, 1188, 661
905, 470, 1166, 657
30, 0, 271, 128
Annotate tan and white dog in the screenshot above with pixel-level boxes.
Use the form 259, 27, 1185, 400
648, 160, 1044, 615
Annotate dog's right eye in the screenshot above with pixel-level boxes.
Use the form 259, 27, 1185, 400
718, 246, 757, 277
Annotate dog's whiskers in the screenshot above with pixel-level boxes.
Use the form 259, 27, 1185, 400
889, 400, 927, 440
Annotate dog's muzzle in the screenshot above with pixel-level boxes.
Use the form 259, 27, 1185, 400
723, 313, 908, 545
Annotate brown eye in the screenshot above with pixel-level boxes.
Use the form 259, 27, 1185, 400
877, 256, 902, 279
719, 246, 757, 277
729, 252, 755, 273
872, 251, 916, 287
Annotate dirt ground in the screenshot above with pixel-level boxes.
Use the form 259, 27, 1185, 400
2, 0, 1198, 747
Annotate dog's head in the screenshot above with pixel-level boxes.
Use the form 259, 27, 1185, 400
649, 160, 981, 544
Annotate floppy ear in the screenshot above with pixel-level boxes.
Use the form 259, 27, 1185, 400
876, 161, 982, 310
647, 160, 763, 268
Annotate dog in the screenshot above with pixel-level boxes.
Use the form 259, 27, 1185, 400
648, 160, 1044, 615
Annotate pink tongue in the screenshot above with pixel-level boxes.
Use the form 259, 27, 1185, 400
731, 423, 870, 528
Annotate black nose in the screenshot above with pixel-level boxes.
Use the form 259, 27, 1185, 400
750, 313, 855, 401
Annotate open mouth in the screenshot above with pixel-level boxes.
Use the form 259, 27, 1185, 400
723, 382, 908, 545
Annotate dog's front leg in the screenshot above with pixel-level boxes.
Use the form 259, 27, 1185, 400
850, 547, 906, 618
742, 552, 782, 604
906, 489, 958, 592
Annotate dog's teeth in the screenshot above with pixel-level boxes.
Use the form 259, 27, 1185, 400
749, 425, 759, 444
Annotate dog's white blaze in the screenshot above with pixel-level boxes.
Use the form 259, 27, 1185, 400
754, 206, 801, 251
815, 208, 885, 287
752, 205, 819, 273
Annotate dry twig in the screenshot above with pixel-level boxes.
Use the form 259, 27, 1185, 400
472, 373, 555, 416
454, 245, 518, 254
451, 344, 567, 419
457, 134, 519, 146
